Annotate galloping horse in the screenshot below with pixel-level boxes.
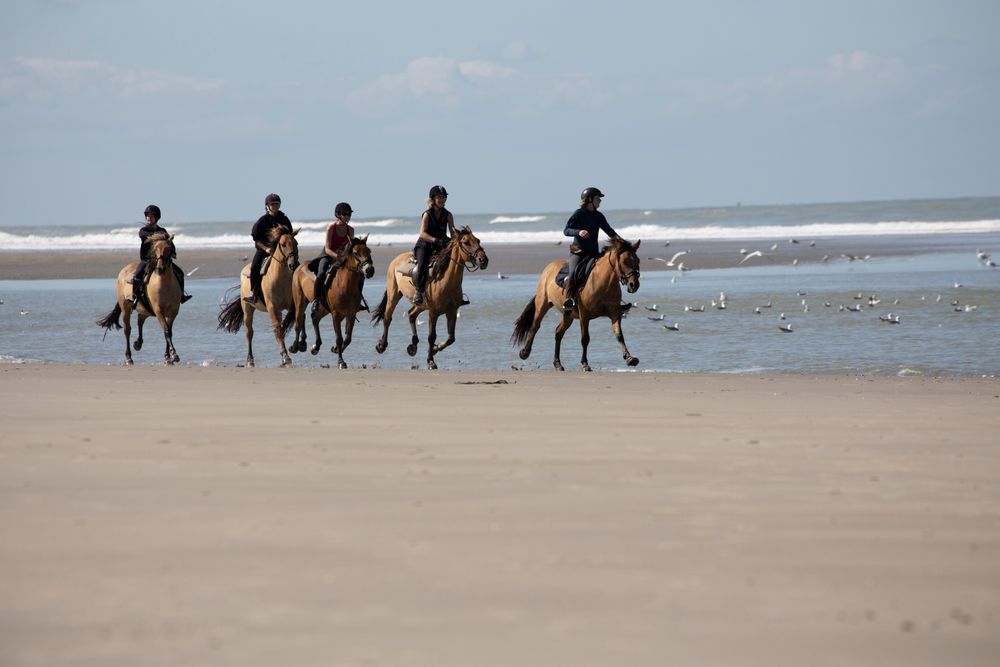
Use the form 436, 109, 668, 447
289, 235, 375, 368
511, 238, 642, 371
217, 227, 300, 367
371, 226, 488, 369
96, 232, 183, 365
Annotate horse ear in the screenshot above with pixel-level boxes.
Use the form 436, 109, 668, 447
361, 233, 369, 243
168, 233, 175, 241
292, 227, 301, 237
633, 239, 641, 250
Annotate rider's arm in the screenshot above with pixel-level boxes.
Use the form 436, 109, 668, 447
417, 212, 437, 244
324, 224, 338, 258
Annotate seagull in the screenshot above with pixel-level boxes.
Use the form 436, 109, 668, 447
846, 304, 862, 312
779, 312, 786, 320
186, 266, 201, 276
809, 241, 816, 247
824, 302, 831, 307
241, 255, 249, 262
497, 272, 508, 279
663, 322, 680, 331
789, 239, 800, 244
676, 262, 689, 272
684, 305, 704, 312
770, 243, 779, 251
854, 292, 864, 300
779, 323, 794, 333
796, 290, 808, 296
964, 304, 978, 312
753, 307, 761, 314
761, 301, 772, 308
648, 314, 664, 321
953, 282, 963, 289
822, 255, 830, 263
19, 309, 29, 315
791, 259, 799, 267
738, 250, 765, 265
0, 298, 4, 305
645, 304, 658, 311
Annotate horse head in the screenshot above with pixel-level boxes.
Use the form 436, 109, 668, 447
149, 233, 176, 275
345, 234, 375, 279
453, 226, 489, 271
275, 228, 301, 271
610, 238, 641, 293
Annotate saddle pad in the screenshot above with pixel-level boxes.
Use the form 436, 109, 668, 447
555, 256, 596, 289
395, 255, 417, 277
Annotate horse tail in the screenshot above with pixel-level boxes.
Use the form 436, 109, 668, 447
370, 290, 388, 325
278, 308, 295, 338
510, 298, 536, 346
96, 303, 123, 331
217, 296, 245, 333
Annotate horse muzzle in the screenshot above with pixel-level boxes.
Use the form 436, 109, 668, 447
363, 262, 375, 279
476, 252, 489, 270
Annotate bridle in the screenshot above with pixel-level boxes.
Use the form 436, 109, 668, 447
272, 233, 300, 270
614, 246, 640, 287
448, 231, 488, 272
345, 242, 374, 277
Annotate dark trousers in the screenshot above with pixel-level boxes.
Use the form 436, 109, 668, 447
564, 252, 585, 295
250, 248, 268, 294
315, 255, 337, 308
412, 242, 433, 292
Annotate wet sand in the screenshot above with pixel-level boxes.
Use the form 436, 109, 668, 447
0, 235, 974, 281
1, 364, 998, 666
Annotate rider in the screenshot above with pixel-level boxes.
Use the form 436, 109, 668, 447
412, 185, 454, 305
129, 204, 193, 306
562, 187, 622, 311
245, 193, 294, 304
313, 201, 355, 312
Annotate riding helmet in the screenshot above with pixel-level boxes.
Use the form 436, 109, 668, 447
144, 204, 161, 221
429, 185, 448, 198
264, 193, 282, 206
334, 202, 353, 217
580, 187, 604, 202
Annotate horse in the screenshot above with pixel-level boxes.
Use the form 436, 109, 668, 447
511, 238, 642, 371
96, 232, 183, 365
217, 227, 300, 367
371, 226, 488, 369
289, 235, 375, 368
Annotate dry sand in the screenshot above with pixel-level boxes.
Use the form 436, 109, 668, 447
1, 364, 998, 666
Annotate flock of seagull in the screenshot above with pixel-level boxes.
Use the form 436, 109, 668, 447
635, 244, 995, 334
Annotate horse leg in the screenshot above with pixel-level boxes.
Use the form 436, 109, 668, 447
612, 317, 639, 367
123, 308, 134, 365
426, 311, 441, 370
133, 314, 146, 352
268, 305, 292, 367
309, 308, 324, 355
578, 317, 593, 372
552, 311, 574, 371
406, 306, 421, 357
244, 304, 256, 368
432, 308, 457, 354
157, 313, 175, 365
333, 314, 348, 369
520, 296, 553, 361
375, 287, 403, 355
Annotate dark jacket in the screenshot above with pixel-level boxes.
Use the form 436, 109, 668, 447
251, 211, 293, 246
138, 223, 165, 260
563, 208, 618, 257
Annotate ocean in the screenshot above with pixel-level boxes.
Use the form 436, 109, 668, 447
1, 197, 999, 375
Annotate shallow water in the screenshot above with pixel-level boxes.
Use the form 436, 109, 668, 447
1, 250, 997, 376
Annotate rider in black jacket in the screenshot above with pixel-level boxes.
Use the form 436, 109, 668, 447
561, 187, 621, 311
245, 193, 294, 304
411, 185, 454, 305
129, 204, 192, 306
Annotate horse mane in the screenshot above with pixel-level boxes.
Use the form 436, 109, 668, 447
428, 226, 468, 281
146, 230, 176, 258
266, 225, 289, 244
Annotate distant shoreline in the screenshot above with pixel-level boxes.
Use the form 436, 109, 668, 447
0, 234, 991, 281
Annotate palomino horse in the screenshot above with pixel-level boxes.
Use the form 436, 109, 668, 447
96, 232, 183, 365
371, 226, 488, 369
217, 228, 300, 367
511, 238, 642, 371
289, 235, 375, 368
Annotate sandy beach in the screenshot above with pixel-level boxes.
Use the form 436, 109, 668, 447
0, 235, 976, 281
1, 364, 998, 665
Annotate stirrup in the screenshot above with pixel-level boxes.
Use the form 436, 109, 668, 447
562, 296, 576, 312
181, 294, 193, 303
243, 293, 257, 304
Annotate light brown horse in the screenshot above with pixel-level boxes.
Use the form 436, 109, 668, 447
96, 233, 183, 365
371, 226, 488, 369
511, 238, 642, 371
289, 235, 375, 368
217, 227, 300, 367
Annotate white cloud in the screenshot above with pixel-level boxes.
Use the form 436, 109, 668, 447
0, 56, 222, 103
349, 56, 518, 108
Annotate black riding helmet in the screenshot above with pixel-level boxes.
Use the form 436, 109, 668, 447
580, 187, 604, 202
334, 202, 353, 217
429, 185, 448, 198
144, 204, 161, 222
264, 193, 281, 206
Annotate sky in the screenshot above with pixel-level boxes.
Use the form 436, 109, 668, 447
1, 0, 998, 227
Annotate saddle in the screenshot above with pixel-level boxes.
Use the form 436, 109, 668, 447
394, 246, 446, 278
555, 256, 597, 289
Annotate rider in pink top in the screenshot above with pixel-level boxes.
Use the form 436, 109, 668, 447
314, 202, 355, 311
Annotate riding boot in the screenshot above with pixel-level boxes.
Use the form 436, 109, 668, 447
129, 278, 142, 306
562, 277, 577, 312
312, 272, 329, 315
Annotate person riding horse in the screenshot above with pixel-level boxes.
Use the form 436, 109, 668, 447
562, 187, 622, 311
412, 185, 454, 305
312, 202, 356, 313
129, 204, 192, 307
245, 193, 294, 304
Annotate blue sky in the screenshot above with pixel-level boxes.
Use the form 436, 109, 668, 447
1, 0, 998, 226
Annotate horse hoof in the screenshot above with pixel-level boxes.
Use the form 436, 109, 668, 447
428, 360, 438, 370
172, 355, 180, 364
375, 341, 387, 354
406, 344, 418, 357
339, 361, 348, 370
310, 345, 320, 356
626, 356, 639, 367
125, 358, 134, 366
519, 348, 530, 360
582, 365, 593, 372
133, 340, 143, 351
554, 362, 564, 371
